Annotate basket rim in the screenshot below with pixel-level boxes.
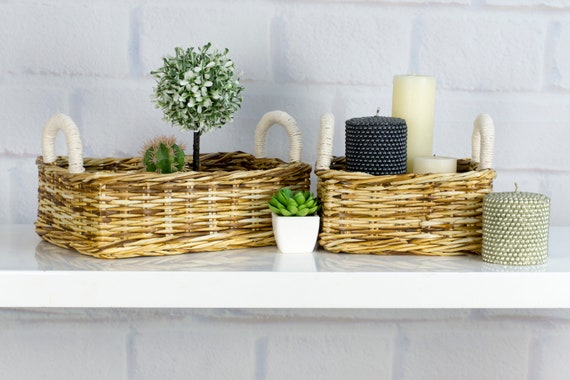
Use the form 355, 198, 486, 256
36, 152, 312, 182
315, 156, 496, 183
316, 168, 496, 187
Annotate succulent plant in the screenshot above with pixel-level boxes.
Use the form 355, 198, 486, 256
268, 188, 320, 216
142, 136, 186, 174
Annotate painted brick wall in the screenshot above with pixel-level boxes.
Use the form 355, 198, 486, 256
2, 1, 570, 379
1, 308, 570, 379
1, 0, 569, 224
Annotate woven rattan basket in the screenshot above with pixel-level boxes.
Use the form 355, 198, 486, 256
36, 111, 311, 259
315, 113, 497, 256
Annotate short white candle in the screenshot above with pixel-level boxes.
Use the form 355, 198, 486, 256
391, 75, 436, 173
413, 155, 457, 174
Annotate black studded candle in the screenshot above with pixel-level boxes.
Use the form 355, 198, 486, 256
345, 114, 407, 175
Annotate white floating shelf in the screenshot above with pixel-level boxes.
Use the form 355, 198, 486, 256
1, 225, 569, 309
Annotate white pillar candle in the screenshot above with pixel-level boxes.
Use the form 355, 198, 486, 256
391, 75, 436, 173
413, 155, 457, 174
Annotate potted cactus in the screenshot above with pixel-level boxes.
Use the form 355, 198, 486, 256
151, 43, 244, 171
268, 188, 321, 254
141, 136, 186, 174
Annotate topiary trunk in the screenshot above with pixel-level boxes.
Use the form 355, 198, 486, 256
193, 131, 201, 171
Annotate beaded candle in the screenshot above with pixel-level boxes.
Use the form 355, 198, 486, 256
345, 112, 407, 175
482, 187, 551, 266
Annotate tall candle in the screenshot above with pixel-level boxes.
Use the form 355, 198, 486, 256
391, 75, 436, 173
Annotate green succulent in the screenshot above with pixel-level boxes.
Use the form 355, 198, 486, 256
142, 136, 186, 174
268, 188, 320, 216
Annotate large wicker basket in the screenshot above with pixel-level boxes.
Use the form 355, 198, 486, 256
315, 113, 497, 256
36, 111, 311, 259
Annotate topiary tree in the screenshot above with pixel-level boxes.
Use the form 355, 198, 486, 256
151, 43, 244, 171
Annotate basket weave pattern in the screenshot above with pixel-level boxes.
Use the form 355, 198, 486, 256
36, 153, 310, 258
36, 112, 311, 259
316, 113, 497, 256
317, 157, 495, 255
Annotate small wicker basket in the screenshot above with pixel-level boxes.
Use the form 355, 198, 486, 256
36, 111, 311, 259
315, 113, 497, 256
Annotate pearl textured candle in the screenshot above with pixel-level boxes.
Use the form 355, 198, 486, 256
482, 186, 551, 266
413, 155, 457, 175
391, 75, 436, 173
345, 113, 407, 175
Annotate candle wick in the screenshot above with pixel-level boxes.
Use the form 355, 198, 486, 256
514, 182, 519, 193
375, 107, 380, 116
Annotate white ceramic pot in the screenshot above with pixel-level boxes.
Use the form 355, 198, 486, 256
272, 213, 320, 254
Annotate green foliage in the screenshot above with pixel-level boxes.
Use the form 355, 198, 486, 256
151, 43, 244, 134
268, 188, 320, 217
142, 136, 186, 174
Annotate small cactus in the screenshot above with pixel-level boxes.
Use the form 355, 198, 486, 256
268, 188, 320, 216
142, 136, 186, 174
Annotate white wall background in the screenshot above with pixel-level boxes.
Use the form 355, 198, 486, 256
2, 0, 570, 379
2, 308, 570, 379
1, 0, 570, 225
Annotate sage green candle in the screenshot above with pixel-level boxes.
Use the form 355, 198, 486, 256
482, 190, 550, 266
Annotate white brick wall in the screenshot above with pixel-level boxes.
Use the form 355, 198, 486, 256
420, 15, 546, 91
2, 0, 569, 225
0, 3, 130, 77
554, 22, 570, 88
277, 6, 412, 85
132, 328, 257, 379
0, 314, 128, 379
402, 324, 531, 379
140, 2, 272, 82
2, 0, 570, 378
1, 308, 570, 379
534, 331, 570, 378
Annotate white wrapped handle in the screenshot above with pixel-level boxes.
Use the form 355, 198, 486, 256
315, 112, 495, 171
316, 113, 335, 170
42, 114, 85, 174
471, 113, 494, 170
254, 111, 302, 162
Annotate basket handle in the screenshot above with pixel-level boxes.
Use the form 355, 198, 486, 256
471, 113, 494, 170
254, 110, 302, 162
316, 113, 335, 170
315, 112, 495, 171
42, 113, 85, 174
